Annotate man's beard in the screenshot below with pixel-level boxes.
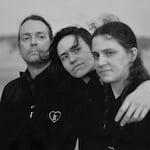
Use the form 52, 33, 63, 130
39, 50, 50, 62
26, 50, 50, 66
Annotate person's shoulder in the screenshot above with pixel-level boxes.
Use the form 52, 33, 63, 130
1, 77, 22, 98
4, 77, 22, 90
1, 77, 23, 104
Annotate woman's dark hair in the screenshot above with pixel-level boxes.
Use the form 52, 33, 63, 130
50, 26, 91, 74
92, 21, 137, 49
18, 14, 53, 45
92, 22, 149, 89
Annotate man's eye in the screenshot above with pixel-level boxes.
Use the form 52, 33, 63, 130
21, 36, 29, 41
92, 52, 99, 60
38, 34, 45, 40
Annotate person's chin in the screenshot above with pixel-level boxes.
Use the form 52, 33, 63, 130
26, 59, 43, 65
101, 76, 113, 83
71, 71, 86, 78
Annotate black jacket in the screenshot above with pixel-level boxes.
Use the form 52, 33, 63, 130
75, 71, 106, 150
78, 71, 150, 150
102, 76, 150, 150
0, 66, 82, 150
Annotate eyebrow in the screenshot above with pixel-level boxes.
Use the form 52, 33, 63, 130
36, 31, 45, 35
21, 31, 45, 36
59, 44, 77, 58
70, 43, 78, 51
59, 52, 67, 58
103, 48, 115, 51
59, 38, 79, 58
20, 33, 30, 37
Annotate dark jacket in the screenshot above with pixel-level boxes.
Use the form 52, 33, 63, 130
75, 71, 106, 150
0, 66, 82, 150
78, 71, 150, 150
102, 76, 150, 150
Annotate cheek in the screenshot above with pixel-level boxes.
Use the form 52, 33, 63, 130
40, 41, 51, 50
93, 59, 99, 67
112, 55, 129, 67
19, 46, 27, 55
20, 43, 31, 53
94, 63, 98, 70
84, 54, 94, 66
114, 60, 130, 76
20, 43, 28, 49
62, 62, 71, 72
120, 56, 131, 69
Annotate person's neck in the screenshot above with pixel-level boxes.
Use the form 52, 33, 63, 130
111, 80, 128, 99
27, 61, 50, 79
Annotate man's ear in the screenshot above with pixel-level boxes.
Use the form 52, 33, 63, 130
130, 47, 138, 62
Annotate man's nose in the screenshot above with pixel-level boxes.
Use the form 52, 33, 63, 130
31, 36, 37, 46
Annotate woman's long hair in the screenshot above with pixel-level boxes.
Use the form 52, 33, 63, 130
92, 22, 150, 100
49, 26, 92, 76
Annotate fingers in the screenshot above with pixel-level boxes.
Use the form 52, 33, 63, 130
114, 84, 150, 126
139, 108, 149, 121
119, 105, 135, 126
124, 107, 149, 124
127, 107, 142, 123
131, 107, 142, 121
115, 105, 149, 127
115, 100, 130, 122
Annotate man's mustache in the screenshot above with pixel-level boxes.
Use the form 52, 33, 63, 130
39, 50, 50, 61
28, 48, 50, 61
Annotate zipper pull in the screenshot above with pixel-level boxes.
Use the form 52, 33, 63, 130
29, 105, 35, 119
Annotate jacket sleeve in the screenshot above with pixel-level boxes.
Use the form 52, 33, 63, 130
0, 84, 12, 147
1, 84, 8, 103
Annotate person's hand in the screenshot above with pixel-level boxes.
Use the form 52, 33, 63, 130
115, 80, 150, 126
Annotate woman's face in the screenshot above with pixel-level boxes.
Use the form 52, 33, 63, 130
92, 35, 133, 85
57, 35, 94, 78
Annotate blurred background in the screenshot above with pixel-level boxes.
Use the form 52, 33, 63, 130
0, 0, 150, 97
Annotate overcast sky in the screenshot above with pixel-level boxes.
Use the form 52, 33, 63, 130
0, 0, 150, 36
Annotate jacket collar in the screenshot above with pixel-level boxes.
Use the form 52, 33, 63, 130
19, 65, 62, 85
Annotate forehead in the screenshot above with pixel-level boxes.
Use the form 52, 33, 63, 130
20, 20, 48, 35
92, 35, 123, 51
57, 35, 87, 53
57, 35, 75, 52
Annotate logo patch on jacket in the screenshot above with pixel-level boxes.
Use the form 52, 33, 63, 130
49, 111, 61, 123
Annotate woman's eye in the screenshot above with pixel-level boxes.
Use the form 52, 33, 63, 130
73, 47, 81, 53
76, 47, 81, 51
92, 52, 99, 60
60, 55, 68, 62
105, 51, 114, 56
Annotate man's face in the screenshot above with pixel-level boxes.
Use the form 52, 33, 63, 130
19, 20, 51, 65
92, 35, 132, 84
57, 35, 94, 78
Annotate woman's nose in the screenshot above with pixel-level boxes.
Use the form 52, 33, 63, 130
97, 55, 107, 66
69, 53, 77, 63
